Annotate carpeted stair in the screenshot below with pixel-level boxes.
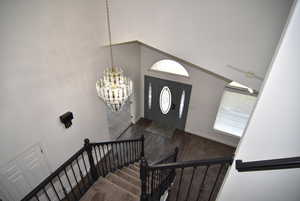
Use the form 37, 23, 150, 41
80, 163, 141, 201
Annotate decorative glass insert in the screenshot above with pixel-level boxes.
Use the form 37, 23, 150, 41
179, 90, 185, 118
159, 86, 172, 114
148, 83, 152, 109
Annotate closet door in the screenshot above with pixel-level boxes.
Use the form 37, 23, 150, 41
0, 144, 50, 201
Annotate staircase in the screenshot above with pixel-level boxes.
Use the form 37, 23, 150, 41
80, 163, 141, 201
21, 135, 233, 201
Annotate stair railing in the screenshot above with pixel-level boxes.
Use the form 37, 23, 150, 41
21, 135, 145, 201
140, 155, 233, 201
140, 147, 179, 201
236, 156, 300, 172
88, 135, 144, 178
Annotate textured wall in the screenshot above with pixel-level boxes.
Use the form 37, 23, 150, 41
0, 0, 110, 171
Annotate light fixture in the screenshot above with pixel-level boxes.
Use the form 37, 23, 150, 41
96, 0, 133, 112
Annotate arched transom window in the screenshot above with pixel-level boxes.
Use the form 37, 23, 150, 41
150, 59, 189, 77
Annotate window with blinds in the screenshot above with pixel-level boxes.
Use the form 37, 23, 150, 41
214, 83, 257, 137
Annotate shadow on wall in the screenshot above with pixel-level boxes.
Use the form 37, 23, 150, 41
106, 102, 132, 140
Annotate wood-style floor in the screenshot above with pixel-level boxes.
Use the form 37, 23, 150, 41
119, 119, 235, 201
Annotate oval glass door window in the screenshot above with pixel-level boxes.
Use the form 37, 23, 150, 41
148, 83, 152, 109
160, 86, 172, 114
179, 90, 185, 118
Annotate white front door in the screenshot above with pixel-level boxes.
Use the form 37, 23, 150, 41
0, 143, 50, 201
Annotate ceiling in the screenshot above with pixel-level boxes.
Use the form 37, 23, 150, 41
107, 0, 294, 90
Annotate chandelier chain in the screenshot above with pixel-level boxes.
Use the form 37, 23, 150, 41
105, 0, 114, 70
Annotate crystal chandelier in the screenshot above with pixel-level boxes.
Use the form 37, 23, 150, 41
96, 0, 133, 112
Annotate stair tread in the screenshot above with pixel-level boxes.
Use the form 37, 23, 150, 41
106, 173, 141, 196
80, 177, 139, 201
129, 164, 140, 172
115, 170, 141, 187
123, 167, 140, 178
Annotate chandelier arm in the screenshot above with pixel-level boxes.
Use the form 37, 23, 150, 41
105, 0, 114, 71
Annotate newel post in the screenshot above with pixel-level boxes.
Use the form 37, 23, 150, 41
141, 135, 145, 158
140, 157, 148, 201
84, 138, 98, 182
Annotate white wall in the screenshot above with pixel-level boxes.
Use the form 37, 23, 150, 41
140, 44, 240, 147
112, 43, 142, 123
109, 0, 293, 90
105, 42, 142, 139
0, 0, 110, 171
217, 1, 300, 200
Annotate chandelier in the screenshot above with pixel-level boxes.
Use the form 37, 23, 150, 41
96, 0, 133, 112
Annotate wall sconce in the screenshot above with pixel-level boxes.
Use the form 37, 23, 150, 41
60, 112, 73, 128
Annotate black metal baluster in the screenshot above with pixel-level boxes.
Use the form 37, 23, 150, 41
96, 145, 105, 176
123, 142, 128, 166
112, 143, 116, 170
146, 172, 149, 194
116, 143, 121, 168
127, 141, 131, 164
128, 141, 132, 163
155, 170, 158, 191
42, 188, 51, 201
141, 135, 145, 158
133, 141, 136, 162
139, 139, 142, 159
34, 195, 40, 201
124, 141, 127, 165
107, 144, 113, 171
93, 146, 100, 176
50, 180, 61, 201
128, 141, 132, 164
111, 143, 116, 170
57, 175, 71, 201
121, 142, 125, 166
81, 153, 92, 185
134, 141, 137, 161
184, 167, 196, 201
196, 165, 210, 201
137, 141, 140, 161
106, 144, 112, 172
175, 168, 184, 201
120, 142, 125, 167
64, 169, 77, 200
101, 145, 109, 175
70, 163, 83, 196
157, 170, 160, 191
118, 142, 123, 167
115, 143, 120, 168
76, 158, 87, 191
131, 141, 134, 163
151, 170, 154, 196
208, 164, 224, 201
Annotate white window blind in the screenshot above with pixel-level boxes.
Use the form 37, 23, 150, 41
214, 88, 257, 137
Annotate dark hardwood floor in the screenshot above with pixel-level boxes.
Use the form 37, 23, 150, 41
119, 118, 235, 201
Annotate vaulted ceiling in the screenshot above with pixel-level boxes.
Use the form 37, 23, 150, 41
108, 0, 294, 90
